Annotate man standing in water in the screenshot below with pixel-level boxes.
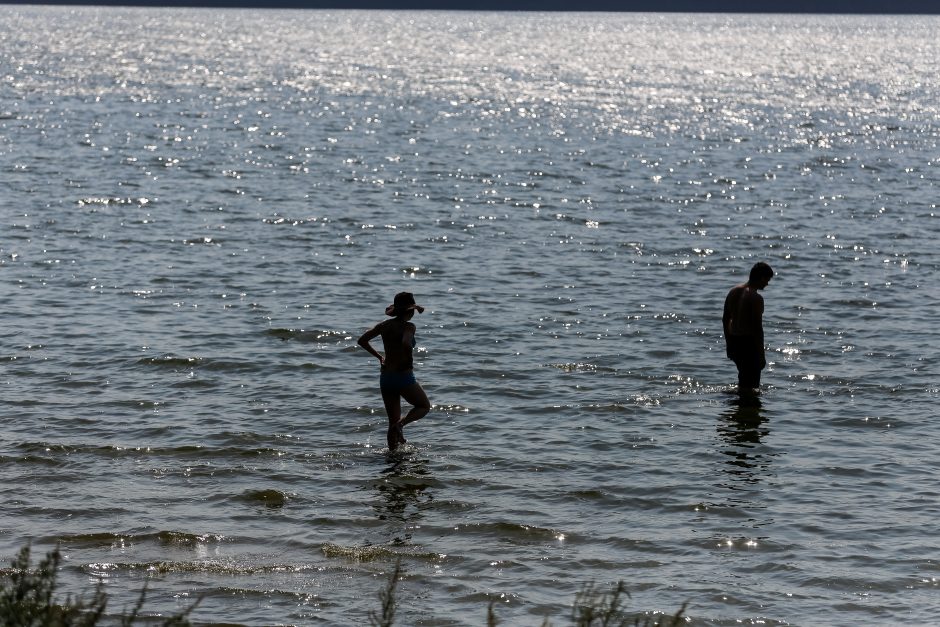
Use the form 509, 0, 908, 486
723, 262, 774, 391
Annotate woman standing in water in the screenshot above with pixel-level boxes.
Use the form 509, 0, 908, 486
358, 292, 431, 450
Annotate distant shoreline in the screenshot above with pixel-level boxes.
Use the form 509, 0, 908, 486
3, 0, 939, 15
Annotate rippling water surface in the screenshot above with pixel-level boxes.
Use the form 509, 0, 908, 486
2, 6, 940, 625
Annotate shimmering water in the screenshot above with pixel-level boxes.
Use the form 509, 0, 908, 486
2, 6, 940, 625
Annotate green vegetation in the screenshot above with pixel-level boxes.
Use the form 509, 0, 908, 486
2, 547, 686, 626
0, 544, 196, 626
373, 558, 688, 627
567, 580, 687, 627
367, 559, 401, 627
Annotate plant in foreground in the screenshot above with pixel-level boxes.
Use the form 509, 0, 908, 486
370, 559, 688, 627
0, 544, 197, 627
569, 580, 687, 627
368, 558, 402, 627
2, 544, 687, 626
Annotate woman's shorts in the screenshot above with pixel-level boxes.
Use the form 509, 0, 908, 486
380, 371, 417, 392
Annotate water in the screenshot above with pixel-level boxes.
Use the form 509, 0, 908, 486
2, 6, 940, 625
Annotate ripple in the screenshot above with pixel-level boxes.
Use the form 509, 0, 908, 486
320, 543, 445, 562
52, 530, 229, 548
3, 7, 940, 627
235, 489, 291, 508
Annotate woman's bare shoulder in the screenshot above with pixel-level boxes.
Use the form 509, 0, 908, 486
370, 318, 393, 332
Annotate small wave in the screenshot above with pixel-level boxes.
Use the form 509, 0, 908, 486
452, 522, 561, 543
0, 454, 69, 467
829, 415, 899, 429
435, 403, 472, 414
644, 349, 677, 359
137, 355, 202, 368
583, 403, 640, 415
261, 215, 328, 226
11, 441, 297, 461
199, 360, 262, 373
56, 378, 104, 389
836, 298, 879, 308
171, 379, 218, 389
54, 530, 227, 548
235, 489, 291, 508
181, 236, 221, 246
506, 268, 544, 277
799, 154, 851, 170
97, 399, 166, 411
545, 362, 598, 373
81, 559, 308, 576
603, 536, 684, 555
566, 489, 620, 505
321, 543, 445, 562
17, 442, 79, 455
198, 585, 330, 605
398, 265, 435, 276
76, 196, 151, 207
135, 355, 263, 375
264, 328, 349, 343
630, 395, 662, 407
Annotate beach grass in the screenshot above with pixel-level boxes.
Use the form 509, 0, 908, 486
0, 544, 197, 626
2, 546, 686, 626
374, 557, 688, 627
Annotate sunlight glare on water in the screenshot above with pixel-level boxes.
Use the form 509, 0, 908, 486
1, 5, 939, 626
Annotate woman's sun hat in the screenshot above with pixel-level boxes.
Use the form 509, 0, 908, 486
385, 292, 425, 316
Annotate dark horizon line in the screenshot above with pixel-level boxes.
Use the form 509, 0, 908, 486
5, 0, 940, 14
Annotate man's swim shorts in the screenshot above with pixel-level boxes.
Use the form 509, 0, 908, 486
727, 335, 763, 388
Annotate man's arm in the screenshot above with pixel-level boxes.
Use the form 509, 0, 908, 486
751, 292, 766, 366
722, 291, 733, 337
751, 292, 765, 343
722, 287, 738, 358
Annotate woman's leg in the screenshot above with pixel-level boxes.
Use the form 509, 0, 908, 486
381, 386, 403, 449
398, 383, 430, 428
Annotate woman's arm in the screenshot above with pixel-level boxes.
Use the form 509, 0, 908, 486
357, 325, 384, 365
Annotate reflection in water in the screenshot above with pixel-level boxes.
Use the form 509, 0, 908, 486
717, 395, 772, 487
701, 396, 778, 532
372, 452, 435, 546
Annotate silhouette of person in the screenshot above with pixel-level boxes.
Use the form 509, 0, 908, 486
358, 292, 431, 451
723, 262, 773, 391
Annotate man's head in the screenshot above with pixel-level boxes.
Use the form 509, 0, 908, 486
748, 262, 774, 289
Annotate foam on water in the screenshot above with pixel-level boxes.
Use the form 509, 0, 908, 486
2, 5, 940, 625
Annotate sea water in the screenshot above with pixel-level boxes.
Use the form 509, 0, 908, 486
1, 6, 939, 625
